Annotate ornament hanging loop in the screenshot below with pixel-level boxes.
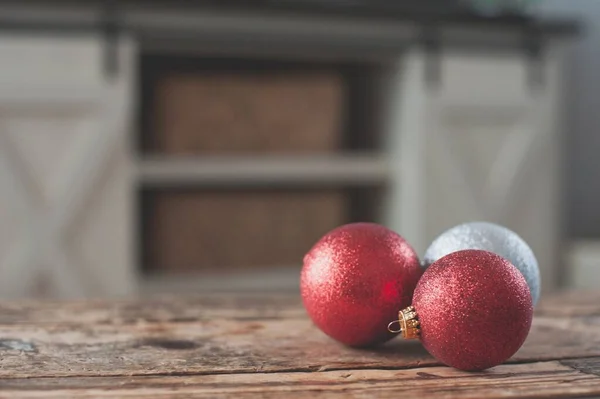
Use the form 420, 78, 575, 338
387, 320, 403, 334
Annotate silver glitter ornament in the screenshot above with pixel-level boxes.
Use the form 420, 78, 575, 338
423, 221, 541, 305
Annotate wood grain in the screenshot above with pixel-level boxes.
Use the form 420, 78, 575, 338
1, 360, 599, 398
1, 291, 595, 326
0, 294, 305, 325
0, 293, 598, 398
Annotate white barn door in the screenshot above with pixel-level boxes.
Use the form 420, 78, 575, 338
424, 53, 565, 292
389, 50, 566, 292
0, 35, 136, 299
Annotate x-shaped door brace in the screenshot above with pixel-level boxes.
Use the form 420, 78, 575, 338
0, 85, 128, 298
429, 99, 548, 222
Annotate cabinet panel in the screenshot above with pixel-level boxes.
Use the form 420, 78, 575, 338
389, 50, 565, 292
439, 53, 530, 103
424, 95, 561, 292
0, 36, 106, 88
0, 36, 135, 299
425, 103, 535, 226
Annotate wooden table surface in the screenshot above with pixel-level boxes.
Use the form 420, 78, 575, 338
0, 291, 599, 398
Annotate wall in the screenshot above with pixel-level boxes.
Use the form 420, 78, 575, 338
536, 0, 600, 238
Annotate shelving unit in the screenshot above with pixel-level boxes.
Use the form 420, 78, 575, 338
133, 40, 390, 280
0, 1, 579, 298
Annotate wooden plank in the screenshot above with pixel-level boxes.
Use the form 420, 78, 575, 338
0, 292, 596, 326
0, 295, 599, 379
0, 359, 599, 399
0, 295, 306, 325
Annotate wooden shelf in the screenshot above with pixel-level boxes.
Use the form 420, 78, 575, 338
137, 153, 389, 186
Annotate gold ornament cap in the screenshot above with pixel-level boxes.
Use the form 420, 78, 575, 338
387, 306, 421, 340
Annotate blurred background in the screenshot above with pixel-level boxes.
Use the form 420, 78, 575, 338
0, 0, 592, 300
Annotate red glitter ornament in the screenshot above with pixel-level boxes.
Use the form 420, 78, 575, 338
301, 223, 422, 347
404, 249, 533, 371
